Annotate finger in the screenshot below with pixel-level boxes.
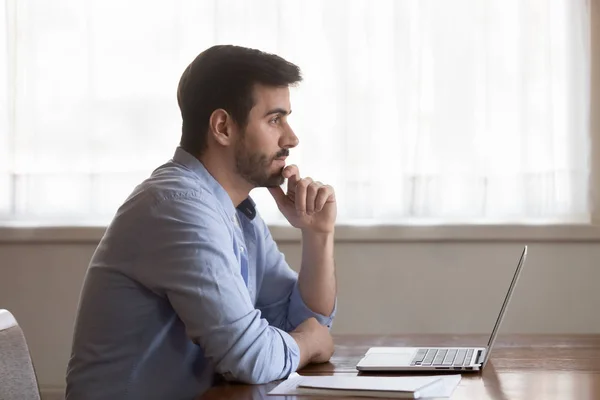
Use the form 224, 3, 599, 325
314, 185, 335, 212
283, 164, 300, 195
305, 180, 320, 215
295, 177, 313, 216
267, 186, 287, 208
283, 164, 300, 179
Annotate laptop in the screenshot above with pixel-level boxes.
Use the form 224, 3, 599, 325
356, 246, 528, 372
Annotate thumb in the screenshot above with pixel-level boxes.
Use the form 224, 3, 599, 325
267, 186, 288, 206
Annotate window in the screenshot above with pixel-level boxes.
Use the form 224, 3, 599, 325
0, 0, 591, 225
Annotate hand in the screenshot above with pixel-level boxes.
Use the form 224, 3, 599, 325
290, 317, 334, 365
268, 165, 337, 234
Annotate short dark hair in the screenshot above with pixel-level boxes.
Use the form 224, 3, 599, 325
177, 45, 302, 155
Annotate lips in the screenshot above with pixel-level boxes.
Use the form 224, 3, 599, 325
273, 157, 287, 167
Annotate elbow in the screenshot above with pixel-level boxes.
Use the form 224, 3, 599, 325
226, 353, 284, 385
234, 368, 271, 385
221, 363, 275, 385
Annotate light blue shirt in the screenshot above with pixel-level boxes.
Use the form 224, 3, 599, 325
66, 147, 336, 399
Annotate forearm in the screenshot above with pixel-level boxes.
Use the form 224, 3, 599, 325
207, 316, 300, 384
289, 329, 313, 369
298, 230, 336, 316
289, 317, 335, 367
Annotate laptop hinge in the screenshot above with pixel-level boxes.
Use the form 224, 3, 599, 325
476, 349, 486, 365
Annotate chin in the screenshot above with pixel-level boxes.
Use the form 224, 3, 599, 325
263, 173, 285, 188
265, 178, 284, 188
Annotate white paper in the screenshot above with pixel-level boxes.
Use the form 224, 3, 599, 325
268, 373, 461, 398
297, 374, 442, 392
268, 373, 304, 394
417, 374, 461, 398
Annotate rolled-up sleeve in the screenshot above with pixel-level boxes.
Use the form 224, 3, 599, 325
133, 192, 300, 384
255, 218, 337, 332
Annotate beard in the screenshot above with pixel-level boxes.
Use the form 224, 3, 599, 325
235, 133, 288, 188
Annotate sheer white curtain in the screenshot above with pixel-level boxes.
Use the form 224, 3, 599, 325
0, 0, 591, 225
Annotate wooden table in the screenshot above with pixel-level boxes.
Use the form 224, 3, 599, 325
198, 334, 600, 399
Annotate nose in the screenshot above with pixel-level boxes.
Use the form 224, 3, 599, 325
281, 125, 299, 149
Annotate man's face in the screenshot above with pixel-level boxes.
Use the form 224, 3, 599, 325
234, 84, 299, 188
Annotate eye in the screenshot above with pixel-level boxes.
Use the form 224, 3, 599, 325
270, 116, 281, 124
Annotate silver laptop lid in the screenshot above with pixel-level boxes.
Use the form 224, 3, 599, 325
481, 246, 528, 368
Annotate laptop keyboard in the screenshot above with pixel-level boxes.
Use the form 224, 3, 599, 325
410, 348, 474, 367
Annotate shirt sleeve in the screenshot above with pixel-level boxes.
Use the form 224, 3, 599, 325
255, 216, 337, 332
132, 192, 301, 384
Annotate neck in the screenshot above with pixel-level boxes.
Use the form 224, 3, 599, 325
198, 151, 252, 207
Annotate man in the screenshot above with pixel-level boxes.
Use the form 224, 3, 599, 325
65, 45, 337, 399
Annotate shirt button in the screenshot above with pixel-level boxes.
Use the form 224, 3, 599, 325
240, 246, 245, 253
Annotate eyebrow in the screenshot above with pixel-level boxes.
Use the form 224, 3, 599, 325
264, 108, 292, 117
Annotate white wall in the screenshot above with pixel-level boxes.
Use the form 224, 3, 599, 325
1, 237, 600, 393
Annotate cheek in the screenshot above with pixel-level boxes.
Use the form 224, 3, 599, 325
244, 119, 283, 153
252, 124, 281, 149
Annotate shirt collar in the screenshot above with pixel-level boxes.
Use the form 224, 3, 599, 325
172, 147, 257, 220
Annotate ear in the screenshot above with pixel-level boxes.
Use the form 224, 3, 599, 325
208, 109, 235, 147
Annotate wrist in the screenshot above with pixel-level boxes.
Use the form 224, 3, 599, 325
301, 229, 334, 241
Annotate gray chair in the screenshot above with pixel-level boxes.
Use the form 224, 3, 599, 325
0, 309, 41, 400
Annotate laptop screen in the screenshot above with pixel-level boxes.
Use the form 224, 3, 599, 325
483, 246, 528, 368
